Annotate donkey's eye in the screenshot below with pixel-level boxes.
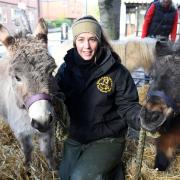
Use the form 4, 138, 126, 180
15, 75, 21, 81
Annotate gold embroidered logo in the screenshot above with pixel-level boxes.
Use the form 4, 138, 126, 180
96, 76, 113, 93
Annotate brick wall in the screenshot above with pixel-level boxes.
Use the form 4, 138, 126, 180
40, 0, 84, 20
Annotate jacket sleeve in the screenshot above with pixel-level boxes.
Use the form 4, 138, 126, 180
54, 63, 66, 100
170, 10, 178, 42
115, 66, 141, 131
141, 3, 155, 38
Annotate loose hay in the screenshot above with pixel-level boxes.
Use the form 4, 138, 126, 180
0, 85, 180, 179
0, 119, 59, 180
124, 138, 180, 180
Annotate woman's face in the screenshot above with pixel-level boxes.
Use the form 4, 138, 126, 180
161, 0, 171, 8
75, 32, 98, 61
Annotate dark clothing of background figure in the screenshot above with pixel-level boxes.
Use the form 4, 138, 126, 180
142, 1, 178, 42
55, 48, 141, 144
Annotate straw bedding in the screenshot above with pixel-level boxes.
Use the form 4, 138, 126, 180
0, 85, 180, 179
0, 120, 59, 179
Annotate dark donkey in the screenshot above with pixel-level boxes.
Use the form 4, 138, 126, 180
0, 18, 58, 169
140, 41, 180, 171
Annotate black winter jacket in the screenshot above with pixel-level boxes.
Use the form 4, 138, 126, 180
55, 48, 141, 144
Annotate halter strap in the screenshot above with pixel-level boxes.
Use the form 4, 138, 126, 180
148, 90, 179, 113
25, 93, 51, 109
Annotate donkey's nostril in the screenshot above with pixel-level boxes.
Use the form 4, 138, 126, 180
31, 115, 53, 132
31, 119, 39, 129
48, 114, 53, 125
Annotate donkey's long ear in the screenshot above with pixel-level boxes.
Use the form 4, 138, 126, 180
0, 24, 15, 47
34, 18, 48, 44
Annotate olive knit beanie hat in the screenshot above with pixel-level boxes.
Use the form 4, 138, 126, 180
72, 15, 101, 42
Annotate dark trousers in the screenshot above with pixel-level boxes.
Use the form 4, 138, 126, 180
59, 137, 125, 180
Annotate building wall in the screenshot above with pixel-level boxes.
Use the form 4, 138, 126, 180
120, 2, 126, 39
0, 0, 37, 7
40, 0, 84, 20
0, 0, 38, 33
120, 1, 150, 38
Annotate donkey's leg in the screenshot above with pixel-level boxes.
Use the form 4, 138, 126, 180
154, 149, 171, 171
39, 130, 56, 170
18, 134, 33, 167
154, 134, 175, 171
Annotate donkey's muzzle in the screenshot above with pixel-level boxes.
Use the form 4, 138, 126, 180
28, 99, 54, 132
31, 114, 53, 132
140, 107, 167, 132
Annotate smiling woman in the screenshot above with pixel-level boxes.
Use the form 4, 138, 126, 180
55, 15, 142, 180
75, 33, 98, 60
72, 17, 101, 61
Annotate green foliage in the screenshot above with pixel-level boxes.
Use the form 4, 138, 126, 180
46, 19, 72, 29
